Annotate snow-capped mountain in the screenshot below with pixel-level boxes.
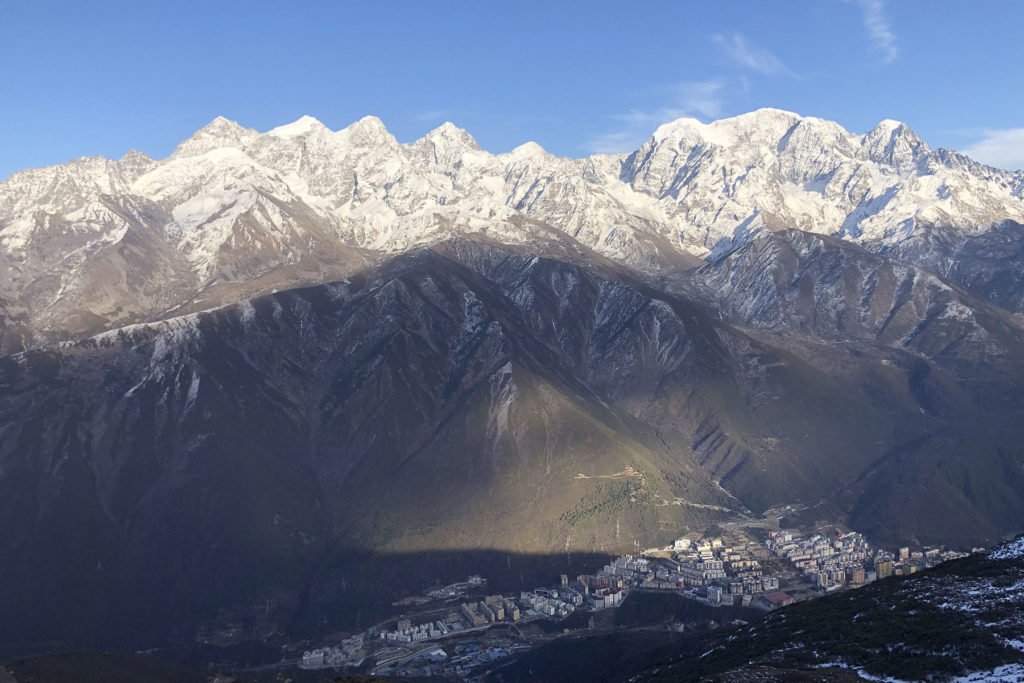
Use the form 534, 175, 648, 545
2, 108, 1023, 351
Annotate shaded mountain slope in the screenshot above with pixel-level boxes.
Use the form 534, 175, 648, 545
2, 240, 1023, 655
0, 242, 742, 653
883, 219, 1024, 316
687, 228, 1024, 420
683, 228, 1024, 544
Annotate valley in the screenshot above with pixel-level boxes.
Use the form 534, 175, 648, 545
275, 507, 969, 680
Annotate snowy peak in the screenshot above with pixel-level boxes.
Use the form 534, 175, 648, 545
408, 122, 481, 170
193, 115, 252, 140
646, 109, 928, 173
712, 107, 804, 143
862, 118, 931, 174
650, 117, 734, 150
507, 141, 549, 159
425, 121, 473, 140
339, 115, 395, 147
423, 121, 479, 150
265, 114, 329, 138
651, 108, 803, 148
173, 116, 259, 158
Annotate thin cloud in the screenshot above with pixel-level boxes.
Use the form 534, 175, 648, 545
850, 0, 899, 64
963, 129, 1024, 171
710, 33, 797, 77
588, 80, 725, 154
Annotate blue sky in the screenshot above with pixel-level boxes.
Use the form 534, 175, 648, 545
2, 0, 1023, 179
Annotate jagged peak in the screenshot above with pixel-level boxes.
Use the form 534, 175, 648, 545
194, 115, 248, 138
117, 149, 155, 179
172, 115, 258, 158
862, 118, 926, 146
407, 122, 482, 169
646, 109, 928, 171
868, 118, 907, 134
336, 115, 396, 147
428, 121, 476, 141
351, 115, 388, 133
861, 118, 930, 171
429, 121, 461, 136
421, 122, 480, 150
119, 149, 151, 162
265, 115, 329, 138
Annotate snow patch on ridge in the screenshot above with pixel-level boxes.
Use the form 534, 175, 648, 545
991, 537, 1024, 560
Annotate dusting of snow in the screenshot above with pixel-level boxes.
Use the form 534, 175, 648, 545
184, 369, 201, 413
992, 537, 1024, 561
238, 299, 256, 327
953, 663, 1024, 682
818, 664, 907, 682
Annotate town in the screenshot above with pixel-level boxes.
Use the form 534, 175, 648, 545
298, 526, 972, 678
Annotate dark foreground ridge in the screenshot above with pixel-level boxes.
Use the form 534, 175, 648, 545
11, 540, 1022, 682
1, 652, 388, 683
628, 538, 1024, 682
0, 549, 612, 664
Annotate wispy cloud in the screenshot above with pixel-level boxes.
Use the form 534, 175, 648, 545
710, 33, 796, 77
850, 0, 899, 64
587, 80, 725, 154
964, 129, 1024, 171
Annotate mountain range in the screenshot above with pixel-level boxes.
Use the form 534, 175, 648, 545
1, 109, 1024, 654
3, 108, 1024, 352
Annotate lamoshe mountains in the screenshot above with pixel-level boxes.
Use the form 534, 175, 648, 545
2, 110, 1024, 652
3, 108, 1024, 351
